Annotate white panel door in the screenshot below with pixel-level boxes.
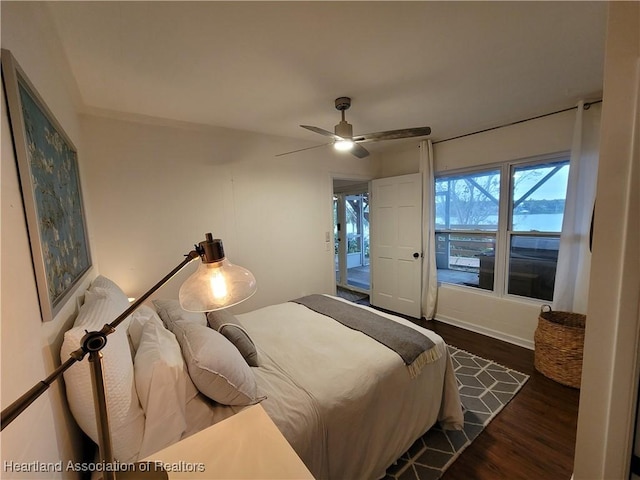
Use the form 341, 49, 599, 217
370, 173, 422, 318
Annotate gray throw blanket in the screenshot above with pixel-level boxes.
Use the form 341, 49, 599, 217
291, 294, 440, 378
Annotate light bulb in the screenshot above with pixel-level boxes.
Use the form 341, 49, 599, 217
209, 266, 228, 300
334, 139, 354, 151
179, 258, 256, 312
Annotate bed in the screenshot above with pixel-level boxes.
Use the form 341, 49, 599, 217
60, 276, 463, 480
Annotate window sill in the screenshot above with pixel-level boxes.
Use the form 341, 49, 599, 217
437, 281, 551, 307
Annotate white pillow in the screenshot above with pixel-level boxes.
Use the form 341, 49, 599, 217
135, 318, 188, 457
84, 275, 132, 332
128, 305, 164, 353
91, 275, 130, 301
60, 286, 145, 463
171, 322, 261, 406
82, 287, 130, 325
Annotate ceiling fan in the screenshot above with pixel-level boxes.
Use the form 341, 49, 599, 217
277, 97, 431, 158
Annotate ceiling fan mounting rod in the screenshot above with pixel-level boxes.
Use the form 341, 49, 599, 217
334, 97, 352, 137
335, 96, 351, 112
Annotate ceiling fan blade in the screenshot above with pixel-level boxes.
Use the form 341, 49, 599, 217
354, 126, 431, 143
351, 144, 369, 158
301, 125, 343, 141
275, 142, 332, 157
277, 141, 369, 159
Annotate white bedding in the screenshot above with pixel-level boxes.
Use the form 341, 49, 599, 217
183, 296, 463, 480
64, 277, 462, 478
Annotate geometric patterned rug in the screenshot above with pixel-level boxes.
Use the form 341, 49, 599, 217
384, 345, 530, 480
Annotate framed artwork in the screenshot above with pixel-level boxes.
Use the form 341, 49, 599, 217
2, 49, 92, 322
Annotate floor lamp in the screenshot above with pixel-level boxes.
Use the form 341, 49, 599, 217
1, 233, 257, 479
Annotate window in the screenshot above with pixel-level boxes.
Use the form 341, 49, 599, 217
435, 155, 570, 301
435, 169, 500, 290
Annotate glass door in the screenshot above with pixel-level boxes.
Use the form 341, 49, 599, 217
334, 190, 370, 292
333, 195, 342, 285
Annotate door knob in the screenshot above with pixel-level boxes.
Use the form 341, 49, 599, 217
413, 252, 420, 258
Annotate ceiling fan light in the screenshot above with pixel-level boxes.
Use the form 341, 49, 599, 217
334, 139, 355, 151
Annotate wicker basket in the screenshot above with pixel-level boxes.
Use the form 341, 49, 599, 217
534, 305, 586, 388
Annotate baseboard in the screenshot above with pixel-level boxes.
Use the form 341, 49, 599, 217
434, 314, 535, 350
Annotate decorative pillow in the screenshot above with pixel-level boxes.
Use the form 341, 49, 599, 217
152, 299, 207, 332
128, 305, 164, 353
90, 275, 131, 304
60, 286, 145, 463
84, 275, 132, 331
207, 310, 259, 367
170, 321, 261, 406
134, 318, 188, 457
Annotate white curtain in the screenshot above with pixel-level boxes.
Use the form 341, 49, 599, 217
552, 100, 599, 313
420, 140, 438, 319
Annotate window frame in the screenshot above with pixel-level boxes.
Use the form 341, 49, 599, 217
434, 151, 570, 303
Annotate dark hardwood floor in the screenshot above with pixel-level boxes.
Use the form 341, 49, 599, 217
335, 289, 581, 479
423, 320, 581, 480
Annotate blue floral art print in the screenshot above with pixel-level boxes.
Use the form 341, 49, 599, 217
19, 81, 91, 309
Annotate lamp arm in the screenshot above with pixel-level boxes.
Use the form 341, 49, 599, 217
0, 250, 200, 432
1, 356, 79, 430
104, 250, 200, 332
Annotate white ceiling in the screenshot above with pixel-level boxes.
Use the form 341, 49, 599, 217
46, 1, 607, 148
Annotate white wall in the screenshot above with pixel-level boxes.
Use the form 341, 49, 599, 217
375, 106, 602, 347
79, 113, 378, 313
375, 142, 423, 178
1, 3, 95, 478
573, 2, 640, 478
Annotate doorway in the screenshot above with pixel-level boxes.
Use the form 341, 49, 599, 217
333, 180, 370, 294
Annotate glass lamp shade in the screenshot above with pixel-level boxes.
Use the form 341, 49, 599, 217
179, 258, 257, 312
